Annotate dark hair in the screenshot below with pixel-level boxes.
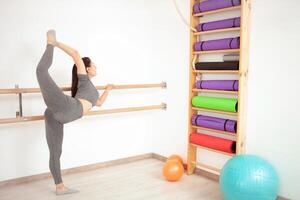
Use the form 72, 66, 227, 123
71, 57, 91, 97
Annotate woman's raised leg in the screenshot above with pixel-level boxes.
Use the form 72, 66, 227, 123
36, 44, 68, 113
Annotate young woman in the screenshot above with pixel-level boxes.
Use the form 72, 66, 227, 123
36, 30, 113, 195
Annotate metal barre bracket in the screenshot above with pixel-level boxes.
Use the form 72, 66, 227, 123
161, 103, 167, 110
161, 82, 167, 89
15, 84, 23, 118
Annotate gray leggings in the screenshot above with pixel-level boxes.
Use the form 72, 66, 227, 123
36, 44, 83, 184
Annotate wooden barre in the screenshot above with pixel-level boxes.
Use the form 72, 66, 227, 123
0, 103, 166, 125
0, 82, 167, 94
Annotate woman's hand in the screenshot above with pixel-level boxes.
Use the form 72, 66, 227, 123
96, 84, 114, 107
105, 84, 115, 91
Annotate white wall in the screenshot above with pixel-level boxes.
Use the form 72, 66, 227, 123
246, 0, 300, 199
0, 0, 175, 181
0, 0, 299, 199
151, 0, 300, 199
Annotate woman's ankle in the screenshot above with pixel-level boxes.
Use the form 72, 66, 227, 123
56, 183, 65, 190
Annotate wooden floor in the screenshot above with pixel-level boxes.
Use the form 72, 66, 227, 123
0, 158, 222, 200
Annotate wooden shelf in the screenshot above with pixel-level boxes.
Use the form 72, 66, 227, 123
192, 107, 238, 116
191, 125, 237, 137
190, 143, 235, 157
194, 27, 240, 36
193, 70, 239, 74
193, 49, 240, 55
193, 6, 241, 17
192, 88, 238, 95
190, 161, 221, 175
187, 0, 250, 176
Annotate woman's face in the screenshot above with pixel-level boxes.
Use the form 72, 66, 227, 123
87, 62, 97, 77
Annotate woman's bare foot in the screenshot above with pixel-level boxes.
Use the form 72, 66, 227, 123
56, 183, 79, 195
47, 29, 58, 46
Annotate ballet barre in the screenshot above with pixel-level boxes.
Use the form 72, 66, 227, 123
0, 82, 167, 124
0, 82, 167, 94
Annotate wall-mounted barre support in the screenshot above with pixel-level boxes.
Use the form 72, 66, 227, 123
15, 84, 23, 117
0, 103, 167, 125
0, 82, 167, 94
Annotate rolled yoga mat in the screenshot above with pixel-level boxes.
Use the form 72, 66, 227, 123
193, 0, 241, 14
195, 61, 239, 70
196, 80, 239, 91
223, 54, 239, 61
196, 17, 240, 32
192, 115, 237, 133
190, 132, 236, 153
192, 96, 238, 112
194, 37, 240, 51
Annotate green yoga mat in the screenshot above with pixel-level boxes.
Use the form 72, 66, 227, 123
192, 96, 238, 112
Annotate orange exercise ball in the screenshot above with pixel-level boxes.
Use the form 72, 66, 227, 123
167, 155, 184, 165
163, 160, 184, 182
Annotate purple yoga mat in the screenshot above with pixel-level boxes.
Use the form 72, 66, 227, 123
194, 37, 240, 51
196, 17, 240, 32
192, 115, 237, 133
193, 0, 241, 14
196, 80, 239, 91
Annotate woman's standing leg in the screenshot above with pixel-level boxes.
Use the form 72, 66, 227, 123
44, 108, 64, 185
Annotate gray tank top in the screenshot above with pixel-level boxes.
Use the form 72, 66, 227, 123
75, 74, 99, 106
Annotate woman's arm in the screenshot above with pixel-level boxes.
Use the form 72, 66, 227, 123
55, 42, 87, 74
96, 84, 114, 107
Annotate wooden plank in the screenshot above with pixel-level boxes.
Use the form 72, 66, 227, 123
0, 104, 166, 125
0, 158, 222, 200
236, 0, 251, 154
192, 88, 238, 95
190, 143, 235, 157
191, 125, 237, 137
192, 107, 238, 116
190, 161, 221, 175
193, 49, 240, 55
0, 83, 166, 94
194, 27, 240, 36
187, 0, 198, 175
193, 5, 241, 17
0, 153, 153, 187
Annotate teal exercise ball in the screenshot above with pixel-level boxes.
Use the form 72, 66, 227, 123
220, 155, 279, 200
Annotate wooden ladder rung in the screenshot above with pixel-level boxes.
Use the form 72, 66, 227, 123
192, 107, 238, 116
191, 125, 237, 137
190, 143, 235, 157
190, 161, 221, 175
194, 27, 240, 36
192, 89, 238, 95
193, 70, 239, 74
193, 5, 241, 17
193, 49, 240, 55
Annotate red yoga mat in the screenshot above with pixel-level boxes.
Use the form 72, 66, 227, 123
190, 133, 236, 153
